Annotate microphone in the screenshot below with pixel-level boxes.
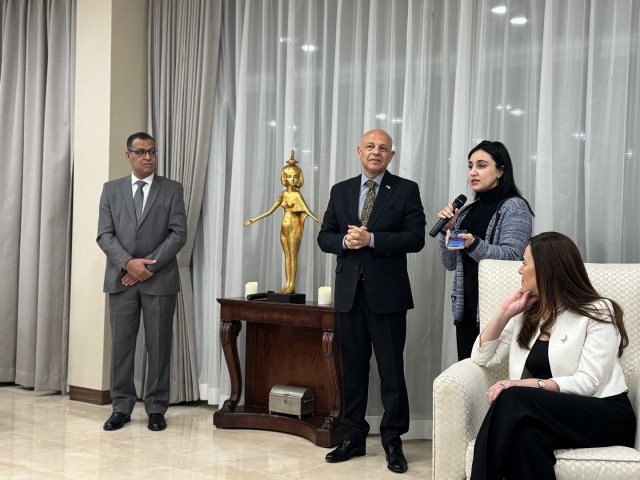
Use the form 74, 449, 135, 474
429, 194, 467, 237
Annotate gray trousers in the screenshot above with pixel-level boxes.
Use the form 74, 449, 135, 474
108, 286, 176, 415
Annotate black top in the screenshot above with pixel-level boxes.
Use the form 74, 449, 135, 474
525, 338, 553, 379
459, 187, 501, 321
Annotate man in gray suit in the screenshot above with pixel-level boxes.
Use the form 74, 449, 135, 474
97, 132, 187, 431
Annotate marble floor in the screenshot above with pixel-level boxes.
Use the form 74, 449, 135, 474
0, 385, 432, 479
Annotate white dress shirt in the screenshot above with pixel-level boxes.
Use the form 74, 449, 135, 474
131, 172, 155, 212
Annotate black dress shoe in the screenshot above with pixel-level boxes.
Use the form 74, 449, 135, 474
325, 439, 366, 463
148, 413, 167, 431
384, 440, 408, 473
103, 412, 131, 431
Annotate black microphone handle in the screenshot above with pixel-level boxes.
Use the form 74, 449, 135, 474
428, 194, 467, 238
428, 216, 451, 238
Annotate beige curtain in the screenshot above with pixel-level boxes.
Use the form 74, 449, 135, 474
0, 0, 76, 391
140, 0, 222, 403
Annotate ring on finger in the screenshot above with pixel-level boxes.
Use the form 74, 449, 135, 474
499, 382, 506, 388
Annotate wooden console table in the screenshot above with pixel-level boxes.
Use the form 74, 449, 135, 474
213, 298, 348, 447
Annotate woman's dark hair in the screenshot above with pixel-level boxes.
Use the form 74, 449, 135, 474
517, 232, 628, 357
468, 140, 534, 215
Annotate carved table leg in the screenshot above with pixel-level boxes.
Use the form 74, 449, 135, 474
321, 328, 342, 430
220, 319, 242, 411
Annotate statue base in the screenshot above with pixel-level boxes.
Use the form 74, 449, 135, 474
267, 293, 306, 304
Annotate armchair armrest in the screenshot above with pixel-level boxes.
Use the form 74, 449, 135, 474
433, 359, 493, 480
626, 370, 640, 450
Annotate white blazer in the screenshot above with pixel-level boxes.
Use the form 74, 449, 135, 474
471, 300, 628, 398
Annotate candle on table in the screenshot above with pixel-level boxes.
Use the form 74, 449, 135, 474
245, 282, 258, 297
318, 286, 332, 305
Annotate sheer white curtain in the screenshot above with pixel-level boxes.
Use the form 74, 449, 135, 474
193, 0, 640, 439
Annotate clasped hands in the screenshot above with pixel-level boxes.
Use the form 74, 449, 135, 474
344, 225, 371, 249
122, 258, 157, 286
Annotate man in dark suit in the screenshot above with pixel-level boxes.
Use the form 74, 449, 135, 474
317, 129, 426, 473
97, 132, 187, 432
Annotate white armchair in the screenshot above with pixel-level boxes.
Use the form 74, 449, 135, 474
433, 260, 640, 479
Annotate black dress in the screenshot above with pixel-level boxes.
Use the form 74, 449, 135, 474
470, 338, 636, 480
456, 187, 500, 360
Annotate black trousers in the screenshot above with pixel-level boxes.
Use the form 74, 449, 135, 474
471, 387, 637, 480
108, 286, 176, 416
338, 280, 410, 447
456, 314, 479, 361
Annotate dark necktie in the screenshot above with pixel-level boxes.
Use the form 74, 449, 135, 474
360, 180, 376, 226
134, 180, 146, 224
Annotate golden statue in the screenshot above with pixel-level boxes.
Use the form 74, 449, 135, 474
244, 151, 322, 294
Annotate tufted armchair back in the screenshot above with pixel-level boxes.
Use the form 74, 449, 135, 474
433, 260, 640, 479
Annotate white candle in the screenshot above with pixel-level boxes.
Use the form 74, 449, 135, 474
245, 281, 258, 297
318, 286, 332, 305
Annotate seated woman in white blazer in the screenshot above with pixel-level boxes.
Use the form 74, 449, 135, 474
470, 231, 636, 480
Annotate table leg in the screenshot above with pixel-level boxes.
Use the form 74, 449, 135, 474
220, 319, 242, 411
321, 328, 342, 430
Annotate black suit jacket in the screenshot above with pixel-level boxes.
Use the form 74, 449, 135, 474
317, 171, 426, 313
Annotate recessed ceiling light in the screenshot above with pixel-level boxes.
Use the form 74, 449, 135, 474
510, 17, 527, 25
302, 45, 317, 52
492, 6, 507, 14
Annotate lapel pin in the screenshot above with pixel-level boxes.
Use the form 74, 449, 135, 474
561, 335, 568, 344
385, 185, 390, 189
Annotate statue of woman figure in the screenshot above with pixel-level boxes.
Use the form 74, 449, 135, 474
244, 151, 322, 294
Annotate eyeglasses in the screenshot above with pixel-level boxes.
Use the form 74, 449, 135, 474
128, 149, 158, 157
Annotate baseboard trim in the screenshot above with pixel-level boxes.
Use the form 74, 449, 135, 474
69, 385, 111, 405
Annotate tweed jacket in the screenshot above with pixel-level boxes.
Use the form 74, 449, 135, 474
470, 300, 628, 398
439, 196, 532, 326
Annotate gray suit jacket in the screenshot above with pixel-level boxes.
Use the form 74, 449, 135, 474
97, 174, 187, 295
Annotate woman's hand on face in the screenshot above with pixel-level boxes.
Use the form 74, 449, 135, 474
501, 288, 538, 318
437, 202, 459, 232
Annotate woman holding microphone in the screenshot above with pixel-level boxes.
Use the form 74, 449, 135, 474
437, 140, 534, 360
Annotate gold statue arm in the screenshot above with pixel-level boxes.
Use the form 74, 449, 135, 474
297, 195, 323, 225
243, 193, 283, 226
